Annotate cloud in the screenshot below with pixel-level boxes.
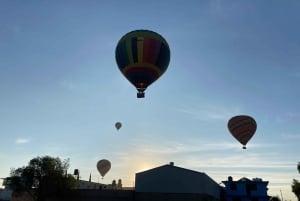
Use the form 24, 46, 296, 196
121, 136, 295, 171
177, 103, 241, 121
15, 138, 30, 144
126, 135, 284, 158
286, 112, 300, 118
288, 71, 300, 78
59, 80, 76, 91
123, 138, 246, 163
208, 0, 245, 17
281, 133, 300, 139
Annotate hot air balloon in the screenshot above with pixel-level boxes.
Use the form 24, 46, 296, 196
97, 159, 111, 178
227, 115, 257, 149
115, 122, 122, 130
115, 29, 171, 98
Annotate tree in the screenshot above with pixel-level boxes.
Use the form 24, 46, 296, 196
292, 162, 300, 201
8, 156, 77, 201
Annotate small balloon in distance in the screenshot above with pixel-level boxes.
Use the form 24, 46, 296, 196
115, 122, 122, 130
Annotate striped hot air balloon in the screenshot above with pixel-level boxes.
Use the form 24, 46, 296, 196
97, 159, 111, 178
115, 30, 170, 98
227, 115, 257, 149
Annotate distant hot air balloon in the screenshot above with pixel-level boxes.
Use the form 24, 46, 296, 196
227, 115, 257, 149
115, 122, 122, 130
115, 29, 171, 98
97, 159, 111, 178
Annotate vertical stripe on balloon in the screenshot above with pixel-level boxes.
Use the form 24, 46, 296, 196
137, 36, 144, 63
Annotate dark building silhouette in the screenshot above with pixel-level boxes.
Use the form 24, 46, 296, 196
135, 162, 221, 201
6, 163, 270, 201
222, 176, 270, 201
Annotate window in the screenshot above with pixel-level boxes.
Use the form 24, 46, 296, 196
246, 184, 257, 195
230, 183, 237, 190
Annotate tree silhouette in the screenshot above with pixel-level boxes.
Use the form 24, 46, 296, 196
292, 162, 300, 201
8, 156, 77, 201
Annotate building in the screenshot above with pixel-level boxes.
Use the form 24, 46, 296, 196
75, 179, 106, 190
135, 162, 221, 201
0, 188, 12, 201
76, 179, 123, 190
0, 178, 13, 201
6, 163, 271, 201
222, 176, 270, 201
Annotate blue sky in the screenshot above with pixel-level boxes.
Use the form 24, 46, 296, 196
0, 0, 300, 200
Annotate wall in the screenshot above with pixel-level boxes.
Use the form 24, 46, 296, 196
135, 165, 220, 198
10, 191, 34, 201
0, 188, 12, 201
58, 189, 135, 201
10, 189, 223, 201
135, 192, 219, 201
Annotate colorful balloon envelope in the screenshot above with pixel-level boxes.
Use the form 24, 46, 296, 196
227, 115, 257, 149
115, 122, 122, 130
115, 30, 171, 98
97, 159, 111, 178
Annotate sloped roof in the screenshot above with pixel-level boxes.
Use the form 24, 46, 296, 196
238, 177, 252, 182
222, 177, 268, 184
136, 163, 219, 186
137, 163, 205, 175
135, 163, 221, 196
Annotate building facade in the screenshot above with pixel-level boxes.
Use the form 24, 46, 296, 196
135, 162, 221, 201
222, 176, 270, 201
75, 179, 123, 190
0, 178, 13, 201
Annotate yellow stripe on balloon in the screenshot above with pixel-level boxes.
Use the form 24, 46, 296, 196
126, 38, 134, 64
122, 63, 162, 75
121, 30, 169, 47
137, 36, 144, 63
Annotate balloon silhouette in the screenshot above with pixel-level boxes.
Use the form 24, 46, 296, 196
227, 115, 257, 149
97, 159, 111, 178
115, 29, 171, 98
115, 122, 122, 130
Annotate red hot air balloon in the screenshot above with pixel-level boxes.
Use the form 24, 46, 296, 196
115, 30, 171, 98
227, 115, 257, 149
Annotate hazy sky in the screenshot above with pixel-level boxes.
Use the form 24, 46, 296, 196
1, 1, 300, 200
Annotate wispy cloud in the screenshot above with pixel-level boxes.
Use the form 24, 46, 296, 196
128, 134, 285, 158
295, 72, 300, 77
177, 103, 241, 121
121, 136, 294, 170
15, 138, 30, 144
281, 133, 300, 139
208, 0, 245, 17
59, 80, 76, 91
288, 70, 300, 78
286, 112, 300, 118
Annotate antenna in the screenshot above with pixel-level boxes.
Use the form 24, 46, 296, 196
280, 189, 283, 201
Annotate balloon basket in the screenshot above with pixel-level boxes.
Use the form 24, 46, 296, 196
137, 91, 145, 98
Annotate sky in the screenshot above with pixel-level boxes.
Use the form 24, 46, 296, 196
0, 0, 300, 200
